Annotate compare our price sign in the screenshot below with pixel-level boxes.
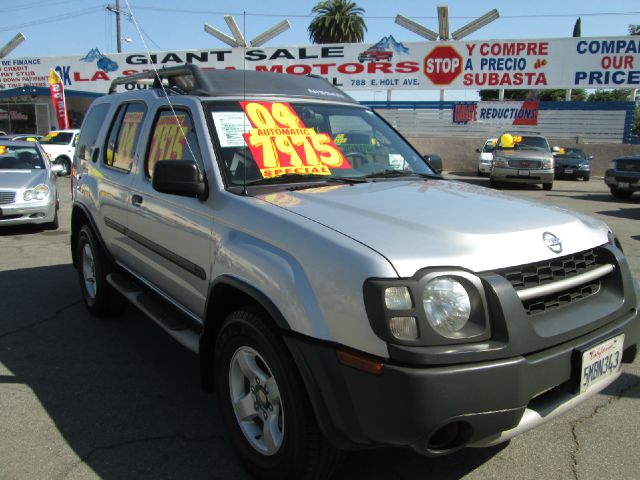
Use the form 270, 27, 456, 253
240, 101, 350, 178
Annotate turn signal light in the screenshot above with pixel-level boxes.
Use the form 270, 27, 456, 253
337, 350, 384, 375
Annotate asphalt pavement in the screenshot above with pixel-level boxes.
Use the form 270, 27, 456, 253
0, 175, 638, 480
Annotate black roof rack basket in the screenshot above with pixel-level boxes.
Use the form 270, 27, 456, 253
109, 64, 208, 94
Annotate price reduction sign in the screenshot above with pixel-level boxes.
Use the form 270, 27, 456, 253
240, 101, 350, 178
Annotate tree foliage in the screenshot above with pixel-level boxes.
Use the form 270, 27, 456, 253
587, 89, 633, 101
308, 0, 367, 44
479, 89, 586, 101
573, 18, 581, 37
630, 24, 640, 35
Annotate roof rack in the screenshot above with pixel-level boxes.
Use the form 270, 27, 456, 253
108, 64, 358, 103
109, 64, 207, 94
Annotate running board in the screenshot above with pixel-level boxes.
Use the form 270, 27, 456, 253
106, 272, 200, 354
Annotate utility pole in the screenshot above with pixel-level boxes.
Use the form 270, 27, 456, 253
106, 2, 122, 53
115, 0, 122, 53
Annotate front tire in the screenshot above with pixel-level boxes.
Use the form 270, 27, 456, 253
76, 225, 125, 316
543, 182, 553, 191
610, 187, 633, 199
215, 310, 343, 480
582, 174, 590, 182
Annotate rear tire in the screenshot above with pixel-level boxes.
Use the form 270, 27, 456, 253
582, 174, 590, 182
610, 187, 633, 199
76, 225, 125, 317
215, 309, 344, 480
543, 182, 553, 191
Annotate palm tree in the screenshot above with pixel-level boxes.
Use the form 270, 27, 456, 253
308, 0, 367, 44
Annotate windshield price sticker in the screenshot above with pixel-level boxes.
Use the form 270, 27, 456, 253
579, 334, 624, 394
240, 101, 350, 178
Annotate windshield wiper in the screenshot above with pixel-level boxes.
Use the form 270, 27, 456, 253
245, 173, 367, 186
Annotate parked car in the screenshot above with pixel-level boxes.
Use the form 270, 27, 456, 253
71, 65, 639, 480
490, 132, 555, 190
40, 129, 80, 176
0, 140, 62, 229
554, 147, 591, 181
476, 138, 497, 176
604, 155, 640, 199
0, 134, 43, 142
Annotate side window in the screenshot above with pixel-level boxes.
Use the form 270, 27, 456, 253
146, 109, 201, 178
103, 103, 147, 172
76, 103, 109, 163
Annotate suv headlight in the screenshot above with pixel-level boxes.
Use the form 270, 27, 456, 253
23, 184, 50, 201
364, 271, 490, 345
423, 277, 471, 337
608, 160, 616, 170
493, 156, 508, 167
542, 158, 553, 169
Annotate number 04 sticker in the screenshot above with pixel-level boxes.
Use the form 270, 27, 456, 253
240, 101, 350, 178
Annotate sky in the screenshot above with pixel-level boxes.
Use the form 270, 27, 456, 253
2, 0, 639, 100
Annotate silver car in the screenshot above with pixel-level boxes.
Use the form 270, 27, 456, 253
490, 133, 555, 190
0, 140, 62, 229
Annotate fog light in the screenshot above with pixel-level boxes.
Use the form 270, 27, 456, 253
389, 316, 419, 340
385, 286, 412, 310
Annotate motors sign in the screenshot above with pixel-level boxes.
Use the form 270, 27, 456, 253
0, 35, 638, 93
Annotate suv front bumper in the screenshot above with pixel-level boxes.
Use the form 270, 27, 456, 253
604, 169, 640, 191
286, 302, 639, 455
491, 167, 554, 185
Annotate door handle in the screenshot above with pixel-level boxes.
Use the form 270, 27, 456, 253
132, 194, 143, 206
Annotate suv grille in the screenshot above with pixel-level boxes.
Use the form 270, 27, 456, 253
616, 159, 640, 172
492, 248, 612, 315
0, 190, 16, 205
508, 159, 541, 169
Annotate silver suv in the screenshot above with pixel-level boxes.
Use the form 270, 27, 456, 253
490, 132, 555, 190
71, 66, 639, 480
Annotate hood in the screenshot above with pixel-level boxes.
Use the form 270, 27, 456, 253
257, 180, 609, 277
0, 169, 49, 190
555, 157, 589, 167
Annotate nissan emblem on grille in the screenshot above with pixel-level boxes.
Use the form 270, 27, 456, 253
543, 232, 563, 254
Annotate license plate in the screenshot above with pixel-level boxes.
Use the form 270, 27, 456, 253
564, 168, 574, 174
578, 334, 624, 394
617, 182, 629, 189
518, 170, 530, 176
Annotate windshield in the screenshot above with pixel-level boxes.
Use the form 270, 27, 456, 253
497, 135, 550, 152
41, 132, 73, 145
0, 145, 46, 169
557, 148, 587, 159
207, 101, 436, 186
482, 140, 496, 152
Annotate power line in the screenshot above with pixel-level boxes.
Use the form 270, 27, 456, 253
131, 6, 640, 20
0, 6, 103, 33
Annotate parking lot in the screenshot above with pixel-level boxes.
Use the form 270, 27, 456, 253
0, 175, 638, 480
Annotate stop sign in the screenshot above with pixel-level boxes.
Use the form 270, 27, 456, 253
424, 45, 463, 85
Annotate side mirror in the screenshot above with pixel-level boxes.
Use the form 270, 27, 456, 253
423, 154, 443, 174
50, 164, 64, 173
475, 148, 481, 153
152, 160, 207, 199
588, 155, 593, 160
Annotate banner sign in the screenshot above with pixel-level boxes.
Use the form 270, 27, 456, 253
48, 68, 68, 129
453, 101, 539, 125
2, 36, 638, 94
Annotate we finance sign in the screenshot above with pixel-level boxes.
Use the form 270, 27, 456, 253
1, 36, 638, 93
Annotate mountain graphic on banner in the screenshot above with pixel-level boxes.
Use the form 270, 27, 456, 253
372, 35, 409, 54
80, 48, 105, 62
